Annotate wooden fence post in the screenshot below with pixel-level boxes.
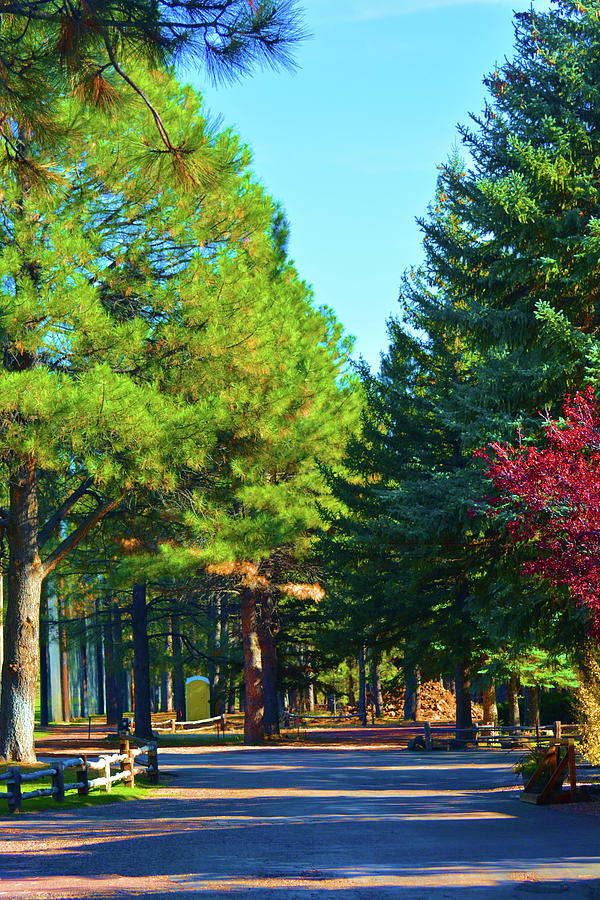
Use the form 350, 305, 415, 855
568, 738, 577, 800
127, 750, 135, 788
77, 757, 89, 796
147, 744, 159, 784
8, 767, 21, 813
52, 761, 65, 803
170, 718, 176, 733
553, 721, 562, 741
424, 721, 432, 751
104, 757, 112, 793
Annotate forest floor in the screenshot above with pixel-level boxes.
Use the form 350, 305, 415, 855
1, 745, 599, 899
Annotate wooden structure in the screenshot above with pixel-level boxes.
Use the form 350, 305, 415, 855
520, 739, 578, 805
153, 713, 225, 735
0, 736, 158, 814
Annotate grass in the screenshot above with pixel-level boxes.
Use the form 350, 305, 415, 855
156, 732, 244, 747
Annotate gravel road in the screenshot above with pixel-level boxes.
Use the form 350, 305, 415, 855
1, 746, 599, 899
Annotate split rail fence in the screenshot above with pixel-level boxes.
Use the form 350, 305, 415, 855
0, 735, 158, 814
153, 714, 226, 735
421, 720, 579, 750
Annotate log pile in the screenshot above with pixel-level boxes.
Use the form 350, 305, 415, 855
383, 680, 483, 722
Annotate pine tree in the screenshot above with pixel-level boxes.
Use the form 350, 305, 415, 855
0, 1, 305, 160
0, 64, 301, 761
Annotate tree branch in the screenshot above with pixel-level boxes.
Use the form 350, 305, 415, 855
38, 477, 93, 549
41, 490, 129, 578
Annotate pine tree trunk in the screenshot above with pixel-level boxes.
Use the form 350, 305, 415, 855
103, 602, 119, 727
227, 671, 236, 714
241, 586, 263, 743
258, 593, 279, 736
0, 458, 44, 762
0, 569, 3, 703
171, 617, 186, 721
39, 584, 49, 729
79, 626, 88, 718
161, 633, 173, 712
347, 663, 356, 707
132, 582, 152, 738
208, 594, 222, 716
59, 593, 70, 723
94, 597, 104, 717
525, 685, 539, 727
507, 673, 520, 726
371, 657, 382, 717
455, 658, 474, 742
112, 603, 125, 717
403, 663, 421, 721
358, 646, 367, 725
482, 679, 498, 726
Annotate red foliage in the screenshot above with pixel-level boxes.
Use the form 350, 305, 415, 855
480, 386, 600, 639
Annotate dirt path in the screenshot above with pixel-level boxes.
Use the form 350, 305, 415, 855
1, 747, 599, 899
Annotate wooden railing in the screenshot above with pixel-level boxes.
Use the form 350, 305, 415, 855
153, 714, 225, 735
416, 720, 580, 751
0, 738, 158, 814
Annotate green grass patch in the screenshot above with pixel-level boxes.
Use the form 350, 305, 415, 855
157, 732, 244, 747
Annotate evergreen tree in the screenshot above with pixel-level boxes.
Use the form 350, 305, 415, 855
0, 1, 305, 159
0, 64, 311, 761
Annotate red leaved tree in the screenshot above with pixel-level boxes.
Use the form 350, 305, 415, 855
480, 387, 600, 641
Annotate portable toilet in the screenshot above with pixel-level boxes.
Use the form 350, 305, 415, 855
185, 675, 210, 720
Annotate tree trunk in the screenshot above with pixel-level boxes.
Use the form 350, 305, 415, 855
39, 583, 50, 729
241, 586, 263, 743
79, 622, 88, 719
358, 646, 367, 726
455, 658, 474, 742
0, 568, 3, 702
371, 657, 382, 717
525, 685, 539, 727
103, 601, 120, 727
258, 593, 279, 736
208, 594, 222, 716
227, 671, 236, 714
94, 596, 104, 717
482, 679, 498, 726
132, 582, 152, 738
347, 662, 356, 707
0, 458, 44, 762
161, 633, 173, 712
403, 662, 421, 721
58, 592, 70, 723
171, 617, 186, 720
507, 673, 520, 726
112, 603, 125, 717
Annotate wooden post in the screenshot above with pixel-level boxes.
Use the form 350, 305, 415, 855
52, 761, 65, 803
170, 718, 176, 733
568, 737, 577, 800
119, 731, 130, 757
77, 757, 89, 796
424, 721, 432, 751
127, 750, 136, 788
553, 720, 562, 741
147, 744, 159, 784
119, 732, 130, 786
8, 767, 21, 813
104, 758, 112, 793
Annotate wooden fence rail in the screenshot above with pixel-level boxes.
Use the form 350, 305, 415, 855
1, 737, 159, 814
153, 714, 225, 735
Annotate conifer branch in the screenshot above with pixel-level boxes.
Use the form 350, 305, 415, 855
38, 476, 94, 549
41, 489, 129, 577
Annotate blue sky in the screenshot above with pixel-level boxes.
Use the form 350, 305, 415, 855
183, 0, 550, 371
